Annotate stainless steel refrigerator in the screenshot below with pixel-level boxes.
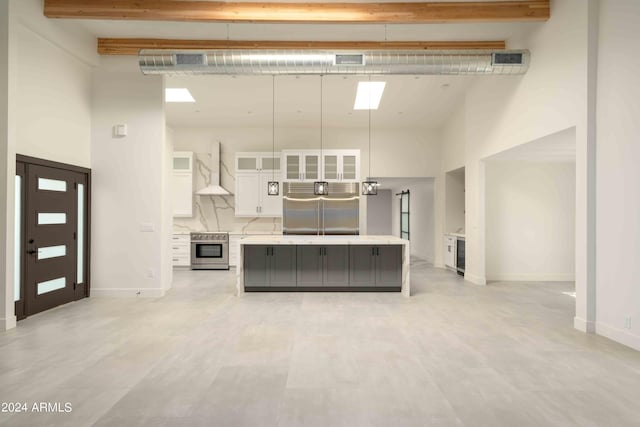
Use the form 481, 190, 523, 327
282, 183, 359, 235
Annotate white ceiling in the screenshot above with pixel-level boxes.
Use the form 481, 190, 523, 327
55, 4, 543, 130
75, 20, 540, 44
165, 74, 473, 128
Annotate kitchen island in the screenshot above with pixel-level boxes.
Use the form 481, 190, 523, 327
236, 235, 410, 297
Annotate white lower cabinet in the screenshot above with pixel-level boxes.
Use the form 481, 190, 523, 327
444, 236, 456, 269
172, 233, 191, 267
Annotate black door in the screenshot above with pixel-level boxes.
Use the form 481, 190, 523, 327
17, 158, 90, 318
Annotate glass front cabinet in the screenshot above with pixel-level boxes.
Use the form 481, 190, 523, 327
282, 149, 360, 183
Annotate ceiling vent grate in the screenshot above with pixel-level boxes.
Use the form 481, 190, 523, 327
492, 52, 524, 65
334, 54, 365, 66
176, 53, 206, 66
140, 49, 530, 75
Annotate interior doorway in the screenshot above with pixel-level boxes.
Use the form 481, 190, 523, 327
15, 155, 91, 320
365, 178, 434, 263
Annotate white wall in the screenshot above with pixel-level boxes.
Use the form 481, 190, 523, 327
595, 0, 640, 350
0, 0, 96, 329
486, 161, 575, 282
437, 0, 595, 334
389, 179, 434, 262
14, 24, 92, 167
366, 189, 392, 235
161, 126, 173, 291
0, 0, 16, 330
91, 63, 169, 297
445, 168, 465, 234
13, 0, 96, 168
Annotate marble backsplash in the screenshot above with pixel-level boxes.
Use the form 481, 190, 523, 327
173, 152, 282, 234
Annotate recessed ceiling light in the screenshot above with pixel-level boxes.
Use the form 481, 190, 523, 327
354, 81, 386, 110
165, 88, 195, 103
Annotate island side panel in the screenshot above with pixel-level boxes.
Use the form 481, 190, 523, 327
401, 242, 411, 297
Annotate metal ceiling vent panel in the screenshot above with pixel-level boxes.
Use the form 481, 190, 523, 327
139, 49, 530, 75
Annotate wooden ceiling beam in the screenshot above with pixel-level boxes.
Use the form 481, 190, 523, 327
97, 38, 507, 55
45, 1, 550, 24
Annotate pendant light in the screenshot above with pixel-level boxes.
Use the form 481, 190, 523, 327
267, 75, 279, 196
362, 74, 378, 196
314, 74, 329, 196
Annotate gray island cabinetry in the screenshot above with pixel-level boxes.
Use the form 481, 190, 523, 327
297, 245, 350, 287
349, 245, 403, 287
237, 236, 410, 296
244, 245, 297, 287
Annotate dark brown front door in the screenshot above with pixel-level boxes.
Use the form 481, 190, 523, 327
21, 162, 88, 317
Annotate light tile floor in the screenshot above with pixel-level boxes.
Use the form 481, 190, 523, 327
1, 259, 640, 426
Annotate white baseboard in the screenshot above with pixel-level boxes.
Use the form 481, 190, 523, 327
1, 316, 17, 331
433, 262, 446, 269
464, 273, 486, 286
91, 288, 166, 298
596, 321, 640, 352
488, 274, 575, 282
574, 316, 595, 333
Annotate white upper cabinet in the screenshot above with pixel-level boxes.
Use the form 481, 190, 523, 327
173, 151, 193, 173
172, 152, 194, 217
284, 152, 302, 181
325, 150, 360, 182
282, 150, 358, 182
283, 151, 320, 182
236, 153, 282, 173
235, 152, 282, 217
259, 154, 281, 172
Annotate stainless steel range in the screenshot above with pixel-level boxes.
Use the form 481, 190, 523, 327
190, 232, 229, 270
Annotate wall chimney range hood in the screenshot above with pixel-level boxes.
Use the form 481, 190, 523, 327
196, 142, 231, 196
139, 49, 530, 76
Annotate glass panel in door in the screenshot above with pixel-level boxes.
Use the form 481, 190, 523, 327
324, 155, 338, 180
261, 157, 280, 171
38, 178, 67, 192
14, 176, 21, 302
37, 245, 67, 260
304, 155, 319, 180
237, 157, 257, 171
342, 155, 357, 180
37, 213, 67, 225
173, 156, 191, 171
77, 183, 84, 284
286, 155, 300, 180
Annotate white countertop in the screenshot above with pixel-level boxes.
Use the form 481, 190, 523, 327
239, 235, 409, 245
448, 233, 466, 238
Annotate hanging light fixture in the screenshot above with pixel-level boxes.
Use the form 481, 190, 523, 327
362, 74, 378, 196
314, 74, 329, 196
267, 75, 279, 196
